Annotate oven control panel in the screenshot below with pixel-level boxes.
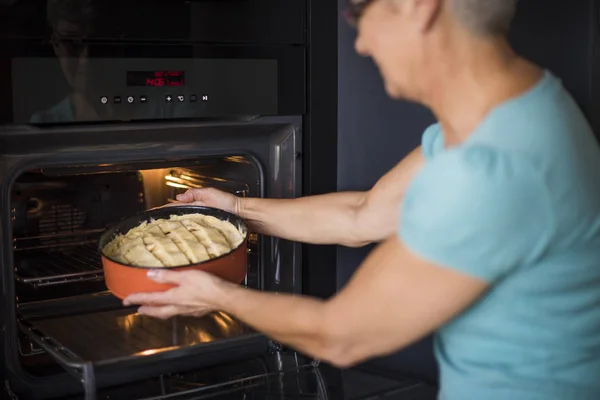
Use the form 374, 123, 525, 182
11, 58, 278, 124
99, 94, 208, 106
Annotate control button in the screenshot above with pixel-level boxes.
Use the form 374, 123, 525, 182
190, 94, 197, 102
140, 95, 147, 103
114, 96, 122, 104
100, 96, 108, 104
202, 95, 209, 101
177, 95, 185, 102
166, 95, 172, 102
127, 96, 135, 104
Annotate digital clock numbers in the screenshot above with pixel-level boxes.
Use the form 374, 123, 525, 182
127, 71, 185, 87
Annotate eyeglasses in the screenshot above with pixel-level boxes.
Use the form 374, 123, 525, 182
343, 0, 376, 28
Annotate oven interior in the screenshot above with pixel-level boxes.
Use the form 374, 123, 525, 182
9, 155, 279, 395
12, 156, 261, 302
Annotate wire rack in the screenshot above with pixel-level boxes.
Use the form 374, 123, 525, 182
13, 233, 259, 290
11, 169, 259, 290
139, 362, 327, 400
165, 168, 250, 202
14, 240, 104, 288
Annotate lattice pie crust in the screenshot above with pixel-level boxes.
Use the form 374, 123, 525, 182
103, 214, 245, 267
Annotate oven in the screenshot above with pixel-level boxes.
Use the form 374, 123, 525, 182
0, 1, 435, 399
2, 119, 311, 399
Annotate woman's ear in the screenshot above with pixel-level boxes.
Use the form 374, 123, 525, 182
409, 0, 442, 33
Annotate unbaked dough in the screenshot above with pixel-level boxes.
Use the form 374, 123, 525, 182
103, 213, 245, 267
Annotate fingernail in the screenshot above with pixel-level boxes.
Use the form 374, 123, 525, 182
176, 194, 183, 200
147, 270, 159, 278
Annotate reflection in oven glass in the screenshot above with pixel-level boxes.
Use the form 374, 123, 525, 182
31, 307, 254, 363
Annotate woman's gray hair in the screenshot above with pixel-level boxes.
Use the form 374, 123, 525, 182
449, 0, 518, 36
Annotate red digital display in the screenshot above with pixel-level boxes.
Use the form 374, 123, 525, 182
127, 70, 185, 87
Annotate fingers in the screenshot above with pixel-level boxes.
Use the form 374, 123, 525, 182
175, 192, 193, 202
156, 201, 184, 209
146, 269, 185, 284
154, 200, 207, 210
123, 291, 173, 306
176, 189, 204, 203
137, 305, 212, 319
148, 269, 213, 287
123, 270, 206, 306
137, 305, 181, 319
122, 271, 183, 306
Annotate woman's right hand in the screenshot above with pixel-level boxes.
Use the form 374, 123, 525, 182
170, 188, 242, 215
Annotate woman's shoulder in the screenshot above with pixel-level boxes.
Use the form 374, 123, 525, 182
421, 143, 542, 186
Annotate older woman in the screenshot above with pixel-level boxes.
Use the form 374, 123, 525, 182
124, 1, 600, 399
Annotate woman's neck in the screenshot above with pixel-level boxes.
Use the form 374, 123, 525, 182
422, 37, 543, 147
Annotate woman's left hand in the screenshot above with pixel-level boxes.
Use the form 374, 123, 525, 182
123, 269, 228, 319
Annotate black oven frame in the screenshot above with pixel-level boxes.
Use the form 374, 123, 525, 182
0, 116, 314, 398
0, 0, 340, 397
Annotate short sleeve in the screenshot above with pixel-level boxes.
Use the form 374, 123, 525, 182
421, 124, 444, 160
399, 146, 554, 283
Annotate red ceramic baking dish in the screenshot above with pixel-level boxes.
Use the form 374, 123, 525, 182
98, 205, 248, 300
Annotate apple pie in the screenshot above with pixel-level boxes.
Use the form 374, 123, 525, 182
102, 213, 245, 267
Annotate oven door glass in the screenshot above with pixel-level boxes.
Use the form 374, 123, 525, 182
0, 0, 306, 125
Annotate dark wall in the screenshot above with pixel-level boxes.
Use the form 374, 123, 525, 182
336, 0, 438, 383
335, 0, 596, 384
509, 0, 596, 131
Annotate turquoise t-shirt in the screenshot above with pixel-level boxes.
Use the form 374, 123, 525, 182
400, 71, 600, 400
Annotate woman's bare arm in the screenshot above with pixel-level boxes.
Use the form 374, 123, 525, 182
240, 146, 424, 246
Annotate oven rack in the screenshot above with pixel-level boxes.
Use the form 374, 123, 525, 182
13, 233, 260, 289
14, 242, 104, 288
166, 168, 251, 198
137, 363, 327, 400
18, 296, 269, 400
